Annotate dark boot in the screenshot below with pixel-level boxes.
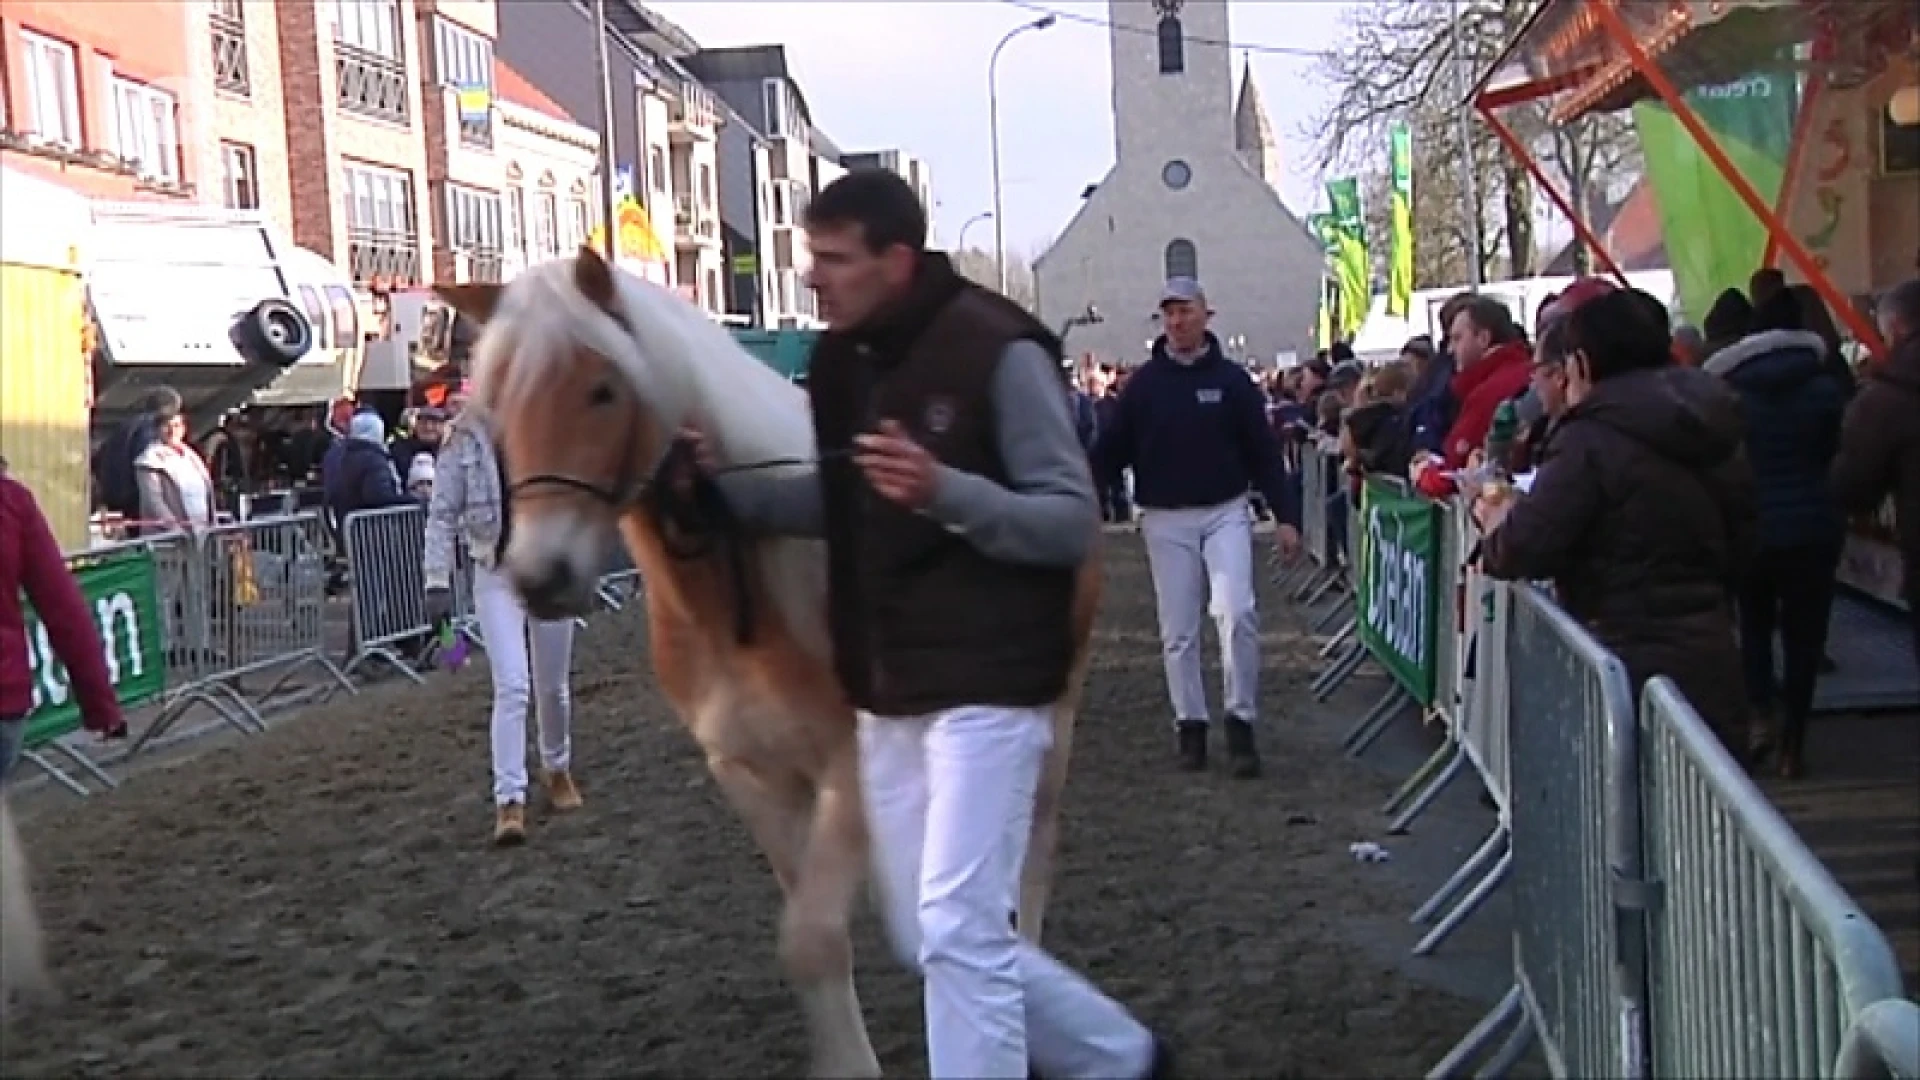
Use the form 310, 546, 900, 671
1223, 715, 1262, 779
1176, 722, 1207, 772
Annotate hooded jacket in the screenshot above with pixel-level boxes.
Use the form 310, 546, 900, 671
1705, 329, 1847, 551
1483, 365, 1756, 749
0, 474, 123, 732
323, 411, 412, 520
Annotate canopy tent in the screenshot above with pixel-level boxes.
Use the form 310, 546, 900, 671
1469, 0, 1918, 357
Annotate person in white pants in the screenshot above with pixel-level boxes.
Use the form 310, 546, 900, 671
1091, 278, 1301, 776
709, 170, 1170, 1079
422, 408, 578, 847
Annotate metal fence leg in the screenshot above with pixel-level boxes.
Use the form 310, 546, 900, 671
1312, 594, 1356, 634
1388, 747, 1469, 833
1412, 844, 1513, 956
1289, 565, 1333, 604
19, 750, 91, 798
1413, 822, 1508, 926
51, 742, 119, 791
1384, 740, 1459, 816
1341, 685, 1412, 755
1312, 642, 1368, 701
1319, 618, 1357, 658
1427, 984, 1526, 1080
342, 647, 426, 686
1475, 1014, 1535, 1079
1303, 569, 1345, 607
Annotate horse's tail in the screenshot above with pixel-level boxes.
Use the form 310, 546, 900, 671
1, 798, 49, 1016
1022, 549, 1102, 946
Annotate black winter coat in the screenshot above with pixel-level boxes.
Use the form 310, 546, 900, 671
1705, 329, 1846, 551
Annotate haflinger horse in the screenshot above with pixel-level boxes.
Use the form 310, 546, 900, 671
433, 246, 1100, 1078
1, 799, 50, 1021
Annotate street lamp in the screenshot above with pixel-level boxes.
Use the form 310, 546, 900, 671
989, 14, 1055, 294
957, 210, 993, 254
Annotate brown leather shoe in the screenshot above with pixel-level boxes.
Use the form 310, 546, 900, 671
493, 803, 527, 847
544, 770, 583, 812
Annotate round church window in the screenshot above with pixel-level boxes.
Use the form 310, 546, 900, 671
1161, 159, 1192, 190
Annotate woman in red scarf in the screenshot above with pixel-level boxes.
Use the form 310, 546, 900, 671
0, 459, 127, 783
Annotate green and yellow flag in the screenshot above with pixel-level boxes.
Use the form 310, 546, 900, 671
1325, 177, 1370, 338
1387, 124, 1414, 318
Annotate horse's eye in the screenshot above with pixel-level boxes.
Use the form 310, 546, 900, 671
588, 383, 616, 406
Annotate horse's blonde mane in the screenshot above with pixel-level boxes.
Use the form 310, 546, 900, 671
471, 258, 829, 657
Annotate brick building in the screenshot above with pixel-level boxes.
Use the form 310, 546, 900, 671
1, 0, 203, 201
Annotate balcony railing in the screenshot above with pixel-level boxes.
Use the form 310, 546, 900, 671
347, 227, 422, 287
458, 110, 492, 150
668, 84, 717, 140
211, 12, 249, 97
336, 43, 409, 126
455, 248, 503, 283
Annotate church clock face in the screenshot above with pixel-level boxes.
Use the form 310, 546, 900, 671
1162, 159, 1192, 190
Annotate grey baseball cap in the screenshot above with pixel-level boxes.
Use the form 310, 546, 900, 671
1159, 276, 1206, 307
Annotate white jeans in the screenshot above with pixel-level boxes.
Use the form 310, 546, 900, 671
472, 565, 576, 806
860, 706, 1154, 1080
1140, 498, 1259, 724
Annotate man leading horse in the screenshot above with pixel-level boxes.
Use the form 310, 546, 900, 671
693, 170, 1173, 1080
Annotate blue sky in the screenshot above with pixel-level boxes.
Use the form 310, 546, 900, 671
649, 1, 1355, 257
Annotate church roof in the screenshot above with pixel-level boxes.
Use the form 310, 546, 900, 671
1233, 59, 1276, 153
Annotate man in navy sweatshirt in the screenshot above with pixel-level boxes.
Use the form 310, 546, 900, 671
1091, 277, 1301, 777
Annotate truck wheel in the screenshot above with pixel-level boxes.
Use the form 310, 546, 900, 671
231, 297, 313, 367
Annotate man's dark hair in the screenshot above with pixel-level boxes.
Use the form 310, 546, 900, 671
1750, 267, 1788, 307
1459, 295, 1522, 345
144, 386, 183, 417
1703, 287, 1754, 344
1752, 286, 1805, 334
803, 169, 927, 254
1536, 315, 1573, 368
1881, 277, 1920, 334
1438, 291, 1476, 334
1566, 288, 1672, 382
1329, 342, 1356, 364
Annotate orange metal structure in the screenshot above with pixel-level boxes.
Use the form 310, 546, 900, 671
1469, 0, 1917, 359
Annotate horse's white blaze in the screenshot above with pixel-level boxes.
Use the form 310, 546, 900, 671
505, 505, 605, 609
0, 800, 48, 1015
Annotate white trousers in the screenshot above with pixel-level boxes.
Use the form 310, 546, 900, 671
1140, 498, 1259, 724
472, 565, 576, 806
860, 706, 1154, 1080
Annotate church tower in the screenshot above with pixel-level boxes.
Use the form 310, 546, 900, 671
1109, 0, 1235, 164
1234, 56, 1283, 192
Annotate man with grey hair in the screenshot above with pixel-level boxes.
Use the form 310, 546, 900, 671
1092, 277, 1300, 777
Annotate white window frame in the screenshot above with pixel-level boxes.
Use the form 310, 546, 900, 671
110, 76, 181, 182
220, 141, 259, 209
333, 0, 402, 59
343, 162, 415, 234
445, 183, 502, 252
505, 185, 526, 262
20, 31, 82, 147
433, 16, 492, 90
535, 190, 560, 260
761, 78, 786, 138
567, 198, 590, 250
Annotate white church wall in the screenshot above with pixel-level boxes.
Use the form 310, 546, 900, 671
1037, 0, 1323, 367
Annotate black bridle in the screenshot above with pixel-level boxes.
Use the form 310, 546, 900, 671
505, 437, 852, 647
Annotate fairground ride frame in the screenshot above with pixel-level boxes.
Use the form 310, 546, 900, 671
1469, 0, 1919, 362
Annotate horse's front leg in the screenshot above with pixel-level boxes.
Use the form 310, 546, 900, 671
1022, 668, 1084, 945
709, 751, 878, 1079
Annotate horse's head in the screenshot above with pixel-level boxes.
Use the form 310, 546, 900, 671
434, 247, 690, 619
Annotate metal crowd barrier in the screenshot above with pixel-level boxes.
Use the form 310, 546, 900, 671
1279, 445, 1911, 1079
130, 514, 354, 755
341, 503, 436, 684
1640, 678, 1907, 1078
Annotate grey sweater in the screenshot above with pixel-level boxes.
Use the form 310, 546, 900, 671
716, 339, 1098, 569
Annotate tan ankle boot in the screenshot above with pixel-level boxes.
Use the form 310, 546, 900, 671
543, 770, 583, 812
493, 803, 527, 847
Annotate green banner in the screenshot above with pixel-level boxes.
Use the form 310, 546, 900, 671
1325, 177, 1370, 338
1356, 477, 1440, 705
1387, 124, 1414, 319
21, 548, 164, 747
1308, 213, 1336, 348
1633, 69, 1797, 326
